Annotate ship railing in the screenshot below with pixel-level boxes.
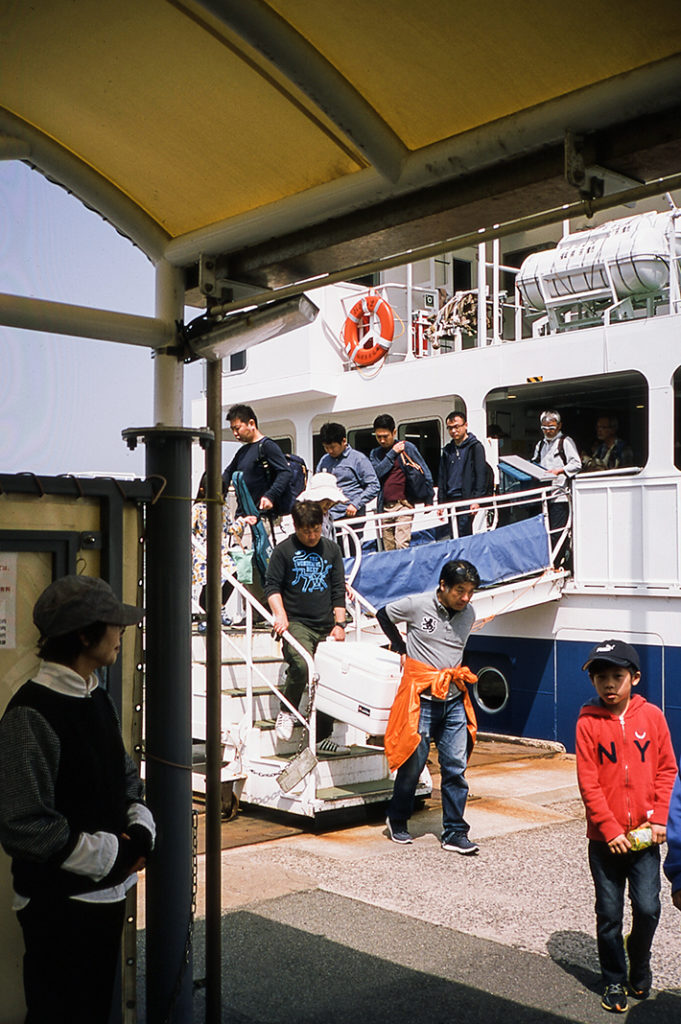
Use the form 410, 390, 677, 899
334, 483, 571, 582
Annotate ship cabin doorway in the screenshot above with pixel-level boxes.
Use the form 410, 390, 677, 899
486, 371, 648, 470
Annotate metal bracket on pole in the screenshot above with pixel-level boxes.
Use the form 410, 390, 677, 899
564, 131, 603, 216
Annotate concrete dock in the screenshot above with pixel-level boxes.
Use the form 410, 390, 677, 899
137, 739, 681, 1022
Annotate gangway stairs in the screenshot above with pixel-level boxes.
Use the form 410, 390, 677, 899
191, 623, 431, 819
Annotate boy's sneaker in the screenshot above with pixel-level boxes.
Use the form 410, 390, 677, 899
441, 834, 479, 855
386, 818, 412, 844
625, 933, 651, 999
316, 737, 351, 755
601, 984, 628, 1013
274, 711, 296, 741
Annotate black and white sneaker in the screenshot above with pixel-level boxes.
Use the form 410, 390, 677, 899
441, 835, 479, 855
386, 818, 413, 844
316, 737, 351, 755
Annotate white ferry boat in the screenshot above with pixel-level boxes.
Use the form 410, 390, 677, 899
191, 195, 681, 816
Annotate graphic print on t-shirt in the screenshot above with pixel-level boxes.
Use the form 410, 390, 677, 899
291, 549, 333, 593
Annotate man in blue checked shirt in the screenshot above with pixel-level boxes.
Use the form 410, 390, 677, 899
316, 422, 379, 535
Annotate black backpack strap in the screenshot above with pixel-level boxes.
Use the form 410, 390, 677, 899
256, 438, 273, 483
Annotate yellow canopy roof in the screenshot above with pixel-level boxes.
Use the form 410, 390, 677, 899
2, 0, 681, 304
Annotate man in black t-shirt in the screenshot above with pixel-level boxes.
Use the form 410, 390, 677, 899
265, 501, 350, 755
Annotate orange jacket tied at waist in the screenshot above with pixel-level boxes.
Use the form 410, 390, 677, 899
384, 656, 478, 772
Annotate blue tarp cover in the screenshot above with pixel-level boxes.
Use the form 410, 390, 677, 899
345, 514, 550, 609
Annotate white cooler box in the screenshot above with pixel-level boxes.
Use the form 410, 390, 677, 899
314, 640, 402, 735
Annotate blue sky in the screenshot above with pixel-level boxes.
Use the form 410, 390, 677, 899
0, 161, 204, 476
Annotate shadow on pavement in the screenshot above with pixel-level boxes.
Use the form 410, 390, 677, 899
192, 914, 581, 1024
547, 929, 601, 993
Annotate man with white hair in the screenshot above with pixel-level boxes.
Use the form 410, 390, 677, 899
532, 410, 581, 563
533, 410, 581, 480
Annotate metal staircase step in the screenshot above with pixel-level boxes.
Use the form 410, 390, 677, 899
315, 778, 394, 801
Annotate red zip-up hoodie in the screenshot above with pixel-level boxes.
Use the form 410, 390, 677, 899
576, 693, 677, 843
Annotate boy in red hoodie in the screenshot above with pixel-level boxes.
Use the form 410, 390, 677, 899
576, 639, 677, 1013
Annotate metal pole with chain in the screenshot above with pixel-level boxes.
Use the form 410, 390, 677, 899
205, 360, 223, 1021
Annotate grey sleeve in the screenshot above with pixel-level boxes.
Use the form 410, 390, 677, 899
383, 594, 416, 625
0, 706, 73, 864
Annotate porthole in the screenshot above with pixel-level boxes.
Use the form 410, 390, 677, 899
474, 666, 509, 714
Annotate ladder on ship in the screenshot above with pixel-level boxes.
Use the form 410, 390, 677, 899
190, 583, 431, 818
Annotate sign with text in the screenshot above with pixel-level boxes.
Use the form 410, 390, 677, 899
0, 553, 18, 649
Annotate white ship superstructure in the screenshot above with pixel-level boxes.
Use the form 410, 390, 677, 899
191, 197, 681, 814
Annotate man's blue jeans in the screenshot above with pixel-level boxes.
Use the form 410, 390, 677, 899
588, 840, 661, 986
388, 694, 469, 842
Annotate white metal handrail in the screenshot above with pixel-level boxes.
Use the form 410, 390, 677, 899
201, 571, 319, 754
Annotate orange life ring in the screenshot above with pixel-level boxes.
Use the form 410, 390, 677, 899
342, 294, 395, 367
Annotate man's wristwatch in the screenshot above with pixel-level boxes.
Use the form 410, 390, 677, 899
334, 622, 346, 630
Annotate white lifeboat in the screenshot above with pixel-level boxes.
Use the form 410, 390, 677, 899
517, 210, 681, 311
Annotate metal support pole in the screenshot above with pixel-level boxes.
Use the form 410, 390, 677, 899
477, 242, 486, 348
154, 261, 185, 427
204, 361, 223, 1022
492, 238, 500, 345
123, 425, 212, 1024
144, 430, 194, 1024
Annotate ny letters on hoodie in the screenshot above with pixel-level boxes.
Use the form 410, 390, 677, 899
576, 693, 677, 843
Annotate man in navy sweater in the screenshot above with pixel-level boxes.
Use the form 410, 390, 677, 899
438, 411, 488, 537
222, 403, 292, 518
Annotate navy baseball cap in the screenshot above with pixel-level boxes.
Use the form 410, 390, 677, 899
582, 639, 640, 672
33, 575, 144, 638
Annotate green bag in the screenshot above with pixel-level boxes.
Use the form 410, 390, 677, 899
232, 547, 254, 584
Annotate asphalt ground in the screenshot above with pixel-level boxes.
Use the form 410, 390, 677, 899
136, 741, 681, 1022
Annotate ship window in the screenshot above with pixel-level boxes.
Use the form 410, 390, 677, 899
397, 419, 441, 480
474, 667, 509, 714
225, 350, 246, 373
271, 436, 292, 456
313, 428, 374, 466
347, 428, 375, 458
452, 258, 471, 292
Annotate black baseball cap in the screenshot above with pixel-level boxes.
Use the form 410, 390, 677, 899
582, 639, 640, 673
33, 575, 144, 638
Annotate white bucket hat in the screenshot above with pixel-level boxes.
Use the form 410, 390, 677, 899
298, 471, 347, 504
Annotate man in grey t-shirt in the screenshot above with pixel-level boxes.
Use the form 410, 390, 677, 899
376, 559, 480, 854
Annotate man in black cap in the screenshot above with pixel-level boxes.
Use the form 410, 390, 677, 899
0, 575, 155, 1024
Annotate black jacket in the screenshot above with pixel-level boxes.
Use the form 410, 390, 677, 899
437, 432, 487, 501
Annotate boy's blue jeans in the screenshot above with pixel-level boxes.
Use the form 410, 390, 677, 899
388, 694, 469, 842
588, 840, 661, 987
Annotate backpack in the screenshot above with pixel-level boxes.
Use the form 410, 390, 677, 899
257, 440, 309, 516
399, 451, 434, 505
532, 435, 567, 465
